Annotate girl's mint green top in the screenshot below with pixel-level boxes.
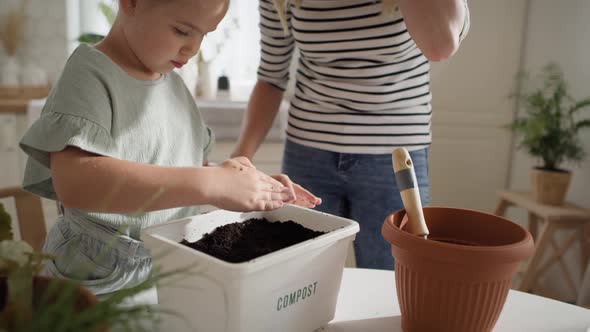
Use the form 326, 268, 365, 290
20, 44, 214, 236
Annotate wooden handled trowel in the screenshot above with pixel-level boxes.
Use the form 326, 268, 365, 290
392, 147, 429, 239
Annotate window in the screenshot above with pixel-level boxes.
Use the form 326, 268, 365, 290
66, 0, 112, 54
69, 0, 261, 100
212, 1, 260, 92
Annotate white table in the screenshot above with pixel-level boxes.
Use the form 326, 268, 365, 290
325, 268, 590, 332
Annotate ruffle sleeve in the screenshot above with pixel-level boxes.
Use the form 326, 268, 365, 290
20, 112, 118, 199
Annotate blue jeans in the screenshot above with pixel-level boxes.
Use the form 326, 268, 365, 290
42, 214, 157, 305
282, 140, 430, 270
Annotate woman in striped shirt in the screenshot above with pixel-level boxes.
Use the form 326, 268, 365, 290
233, 0, 470, 270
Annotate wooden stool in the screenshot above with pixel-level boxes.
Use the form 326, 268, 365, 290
494, 190, 590, 301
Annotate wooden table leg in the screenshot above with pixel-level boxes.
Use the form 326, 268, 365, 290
528, 213, 539, 241
581, 224, 589, 278
519, 221, 556, 293
550, 236, 578, 296
577, 254, 590, 306
494, 199, 510, 216
576, 222, 590, 306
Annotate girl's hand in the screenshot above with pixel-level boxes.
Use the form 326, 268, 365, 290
271, 174, 322, 209
208, 157, 294, 212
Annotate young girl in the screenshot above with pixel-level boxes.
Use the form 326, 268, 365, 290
232, 0, 469, 270
19, 0, 320, 303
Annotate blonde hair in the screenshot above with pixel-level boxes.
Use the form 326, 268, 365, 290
272, 0, 398, 32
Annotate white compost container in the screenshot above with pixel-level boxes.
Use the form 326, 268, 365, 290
141, 204, 359, 332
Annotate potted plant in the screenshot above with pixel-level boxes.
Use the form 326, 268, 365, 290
510, 63, 590, 205
0, 202, 186, 332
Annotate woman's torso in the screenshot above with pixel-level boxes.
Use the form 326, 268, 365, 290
259, 0, 432, 154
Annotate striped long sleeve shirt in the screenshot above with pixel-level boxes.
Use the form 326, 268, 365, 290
257, 0, 470, 154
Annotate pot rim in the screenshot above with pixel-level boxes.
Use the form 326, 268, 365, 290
382, 206, 534, 264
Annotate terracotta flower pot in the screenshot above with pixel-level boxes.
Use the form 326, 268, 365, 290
381, 207, 534, 332
0, 276, 105, 331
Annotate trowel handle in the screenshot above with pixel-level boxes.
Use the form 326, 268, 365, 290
392, 148, 429, 238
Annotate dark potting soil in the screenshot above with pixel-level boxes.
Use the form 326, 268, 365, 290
180, 218, 326, 263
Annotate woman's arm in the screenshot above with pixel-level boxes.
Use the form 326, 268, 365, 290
398, 0, 468, 61
231, 80, 284, 159
231, 81, 322, 208
50, 147, 292, 213
232, 0, 296, 159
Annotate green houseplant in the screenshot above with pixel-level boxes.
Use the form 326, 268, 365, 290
0, 202, 191, 332
511, 63, 590, 205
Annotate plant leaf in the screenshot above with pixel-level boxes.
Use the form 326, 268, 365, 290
509, 63, 590, 168
99, 2, 117, 25
78, 33, 105, 44
576, 119, 590, 131
569, 98, 590, 115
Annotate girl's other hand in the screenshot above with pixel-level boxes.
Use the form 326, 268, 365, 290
208, 157, 294, 211
271, 174, 322, 209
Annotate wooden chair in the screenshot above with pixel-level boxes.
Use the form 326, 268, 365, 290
0, 186, 47, 251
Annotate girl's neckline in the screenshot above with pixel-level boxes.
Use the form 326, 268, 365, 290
82, 43, 168, 86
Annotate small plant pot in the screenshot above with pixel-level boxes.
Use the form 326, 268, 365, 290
530, 168, 572, 205
381, 207, 534, 332
0, 276, 105, 331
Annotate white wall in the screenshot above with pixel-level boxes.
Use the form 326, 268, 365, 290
428, 0, 529, 212
0, 0, 69, 83
507, 0, 590, 301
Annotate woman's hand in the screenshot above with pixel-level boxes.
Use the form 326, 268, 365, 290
207, 157, 294, 212
271, 174, 322, 209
